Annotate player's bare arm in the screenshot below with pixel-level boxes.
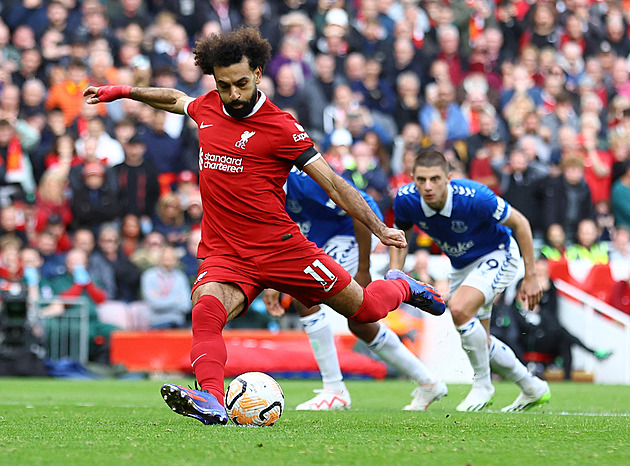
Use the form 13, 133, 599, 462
351, 218, 372, 287
304, 157, 407, 248
83, 86, 194, 115
504, 207, 543, 309
262, 289, 285, 317
389, 228, 412, 270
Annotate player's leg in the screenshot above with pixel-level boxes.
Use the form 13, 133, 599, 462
449, 285, 495, 412
349, 319, 447, 410
161, 255, 261, 425
161, 281, 247, 425
488, 330, 550, 412
295, 301, 350, 410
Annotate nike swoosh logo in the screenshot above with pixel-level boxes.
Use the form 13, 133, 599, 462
200, 123, 213, 129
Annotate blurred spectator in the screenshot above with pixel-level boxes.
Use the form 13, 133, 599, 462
342, 140, 390, 215
323, 128, 354, 174
113, 133, 160, 222
141, 108, 183, 183
35, 229, 66, 279
45, 58, 106, 127
11, 48, 45, 88
94, 224, 141, 302
130, 230, 166, 272
540, 223, 568, 263
152, 192, 187, 247
242, 0, 281, 53
419, 80, 469, 143
579, 128, 613, 205
493, 148, 547, 237
39, 247, 118, 363
120, 213, 143, 258
180, 227, 202, 284
72, 227, 116, 301
70, 161, 119, 232
0, 236, 23, 282
611, 160, 630, 230
390, 121, 422, 176
609, 226, 630, 282
75, 115, 124, 167
354, 56, 397, 118
43, 133, 82, 176
140, 245, 191, 328
540, 156, 594, 242
272, 63, 311, 129
565, 218, 609, 266
433, 24, 466, 86
0, 116, 38, 195
33, 168, 72, 236
0, 204, 28, 246
393, 70, 422, 133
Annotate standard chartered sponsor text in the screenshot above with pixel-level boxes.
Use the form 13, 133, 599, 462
201, 149, 244, 173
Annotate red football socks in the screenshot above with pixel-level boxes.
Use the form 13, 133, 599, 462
350, 279, 410, 323
189, 295, 228, 405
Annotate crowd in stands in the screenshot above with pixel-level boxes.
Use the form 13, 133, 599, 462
1, 0, 630, 363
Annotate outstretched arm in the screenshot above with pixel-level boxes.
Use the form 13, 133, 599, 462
389, 228, 412, 270
504, 207, 542, 310
303, 157, 407, 249
83, 85, 193, 114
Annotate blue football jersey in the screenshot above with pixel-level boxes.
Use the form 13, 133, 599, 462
285, 168, 383, 248
393, 178, 513, 269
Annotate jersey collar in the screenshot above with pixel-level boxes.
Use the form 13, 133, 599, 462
221, 90, 267, 119
420, 184, 453, 217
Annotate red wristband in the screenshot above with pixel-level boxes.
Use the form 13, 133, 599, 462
96, 85, 132, 102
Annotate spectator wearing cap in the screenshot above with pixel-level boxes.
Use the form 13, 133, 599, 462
113, 133, 160, 222
70, 161, 120, 232
611, 160, 630, 230
174, 170, 198, 210
312, 7, 360, 68
45, 59, 107, 127
323, 128, 355, 174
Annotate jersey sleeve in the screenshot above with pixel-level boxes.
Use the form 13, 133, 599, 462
184, 96, 200, 124
474, 183, 512, 225
392, 189, 414, 230
268, 113, 318, 167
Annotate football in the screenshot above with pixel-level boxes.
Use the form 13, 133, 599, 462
225, 372, 285, 426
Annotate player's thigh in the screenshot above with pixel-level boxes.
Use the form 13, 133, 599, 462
260, 244, 352, 311
192, 255, 264, 322
321, 279, 364, 317
449, 241, 520, 320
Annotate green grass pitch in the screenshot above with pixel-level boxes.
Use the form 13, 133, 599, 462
1, 378, 629, 465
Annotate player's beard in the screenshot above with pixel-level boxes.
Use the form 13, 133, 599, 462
224, 87, 259, 119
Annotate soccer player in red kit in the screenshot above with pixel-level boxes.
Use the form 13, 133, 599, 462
84, 27, 444, 425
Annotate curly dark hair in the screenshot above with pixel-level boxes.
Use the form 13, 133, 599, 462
194, 27, 272, 76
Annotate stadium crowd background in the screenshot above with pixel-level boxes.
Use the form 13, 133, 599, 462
0, 0, 630, 363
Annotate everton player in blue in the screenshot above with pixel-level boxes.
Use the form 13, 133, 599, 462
264, 167, 447, 411
390, 149, 551, 412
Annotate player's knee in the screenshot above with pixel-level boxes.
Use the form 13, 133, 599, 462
448, 299, 476, 326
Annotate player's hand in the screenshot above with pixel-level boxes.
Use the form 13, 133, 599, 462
516, 274, 543, 310
263, 289, 285, 317
377, 227, 408, 249
83, 85, 131, 104
353, 269, 371, 288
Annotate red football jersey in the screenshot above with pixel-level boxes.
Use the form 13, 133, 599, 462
185, 91, 318, 259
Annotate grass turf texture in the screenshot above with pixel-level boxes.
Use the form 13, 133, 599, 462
1, 378, 629, 465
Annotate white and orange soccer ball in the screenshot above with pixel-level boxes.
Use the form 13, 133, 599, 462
225, 372, 284, 426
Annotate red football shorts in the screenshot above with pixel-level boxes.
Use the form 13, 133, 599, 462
192, 241, 352, 309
